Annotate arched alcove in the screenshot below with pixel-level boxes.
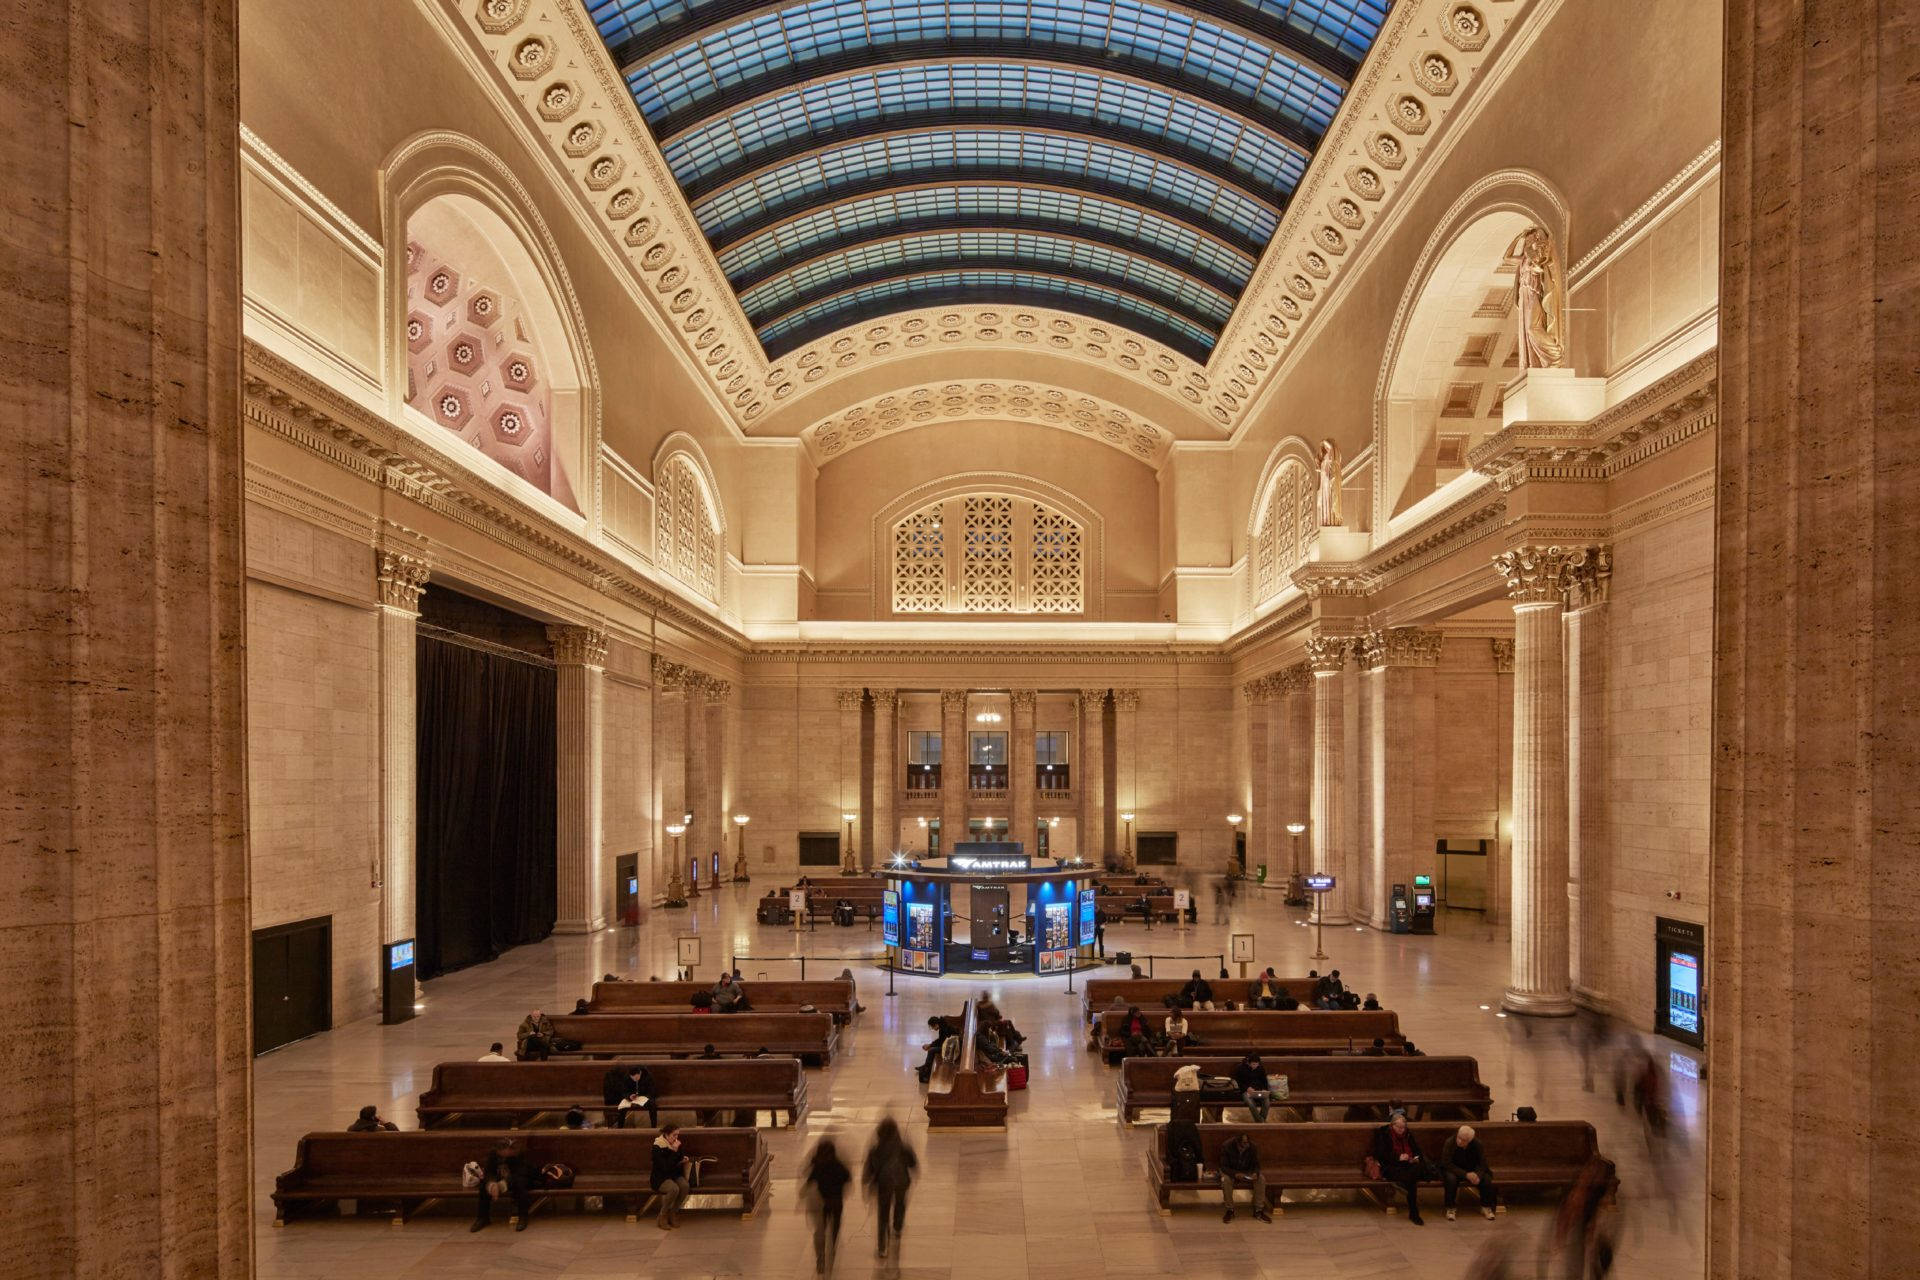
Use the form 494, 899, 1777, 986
651, 434, 727, 606
1244, 437, 1321, 610
1373, 173, 1569, 538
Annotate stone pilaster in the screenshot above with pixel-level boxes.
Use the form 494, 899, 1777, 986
1243, 677, 1274, 876
1279, 666, 1313, 877
652, 657, 689, 900
1359, 628, 1444, 929
1077, 689, 1108, 860
1565, 550, 1612, 1008
4, 2, 250, 1268
549, 625, 608, 933
836, 689, 865, 862
939, 689, 968, 849
1489, 638, 1515, 925
1494, 546, 1577, 1015
375, 549, 430, 947
1711, 10, 1918, 1271
697, 676, 731, 878
705, 677, 733, 863
1306, 636, 1352, 924
1009, 690, 1038, 853
682, 677, 710, 892
1112, 689, 1141, 868
869, 689, 899, 866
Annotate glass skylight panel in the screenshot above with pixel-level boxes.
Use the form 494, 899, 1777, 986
755, 269, 1219, 354
694, 130, 1279, 249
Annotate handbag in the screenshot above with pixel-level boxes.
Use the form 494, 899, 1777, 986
539, 1162, 576, 1189
1006, 1064, 1028, 1091
1363, 1155, 1383, 1181
1273, 1074, 1289, 1101
461, 1161, 485, 1189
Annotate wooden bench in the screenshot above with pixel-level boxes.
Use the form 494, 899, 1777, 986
1114, 1055, 1490, 1123
925, 1001, 1008, 1130
1094, 1009, 1404, 1059
272, 1128, 772, 1226
791, 880, 888, 923
416, 1059, 808, 1129
1144, 1121, 1613, 1213
545, 1013, 838, 1066
1082, 977, 1319, 1024
1095, 879, 1170, 895
587, 979, 858, 1023
1096, 893, 1181, 922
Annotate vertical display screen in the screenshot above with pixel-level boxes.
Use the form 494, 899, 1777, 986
1667, 951, 1701, 1034
906, 902, 935, 949
882, 889, 900, 946
1078, 887, 1096, 943
1043, 901, 1071, 950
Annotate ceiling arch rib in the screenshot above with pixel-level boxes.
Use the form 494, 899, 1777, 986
738, 231, 1238, 332
718, 188, 1256, 298
583, 0, 1391, 360
696, 132, 1281, 260
757, 269, 1221, 360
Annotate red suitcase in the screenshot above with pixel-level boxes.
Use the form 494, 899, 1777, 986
1006, 1064, 1029, 1091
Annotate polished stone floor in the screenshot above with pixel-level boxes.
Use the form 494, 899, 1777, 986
253, 882, 1705, 1278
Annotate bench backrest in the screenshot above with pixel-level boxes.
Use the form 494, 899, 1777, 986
1083, 977, 1318, 1017
784, 880, 887, 898
421, 1058, 804, 1105
1098, 1009, 1401, 1044
549, 1012, 834, 1052
1119, 1054, 1486, 1098
1154, 1120, 1604, 1176
279, 1128, 765, 1188
587, 979, 854, 1014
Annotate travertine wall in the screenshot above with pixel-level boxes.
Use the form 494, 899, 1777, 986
1604, 505, 1712, 1023
602, 675, 655, 922
246, 580, 382, 1024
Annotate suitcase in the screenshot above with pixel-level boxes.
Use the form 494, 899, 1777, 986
1006, 1064, 1029, 1091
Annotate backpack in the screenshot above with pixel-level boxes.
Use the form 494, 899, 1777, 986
539, 1162, 576, 1189
1166, 1137, 1202, 1183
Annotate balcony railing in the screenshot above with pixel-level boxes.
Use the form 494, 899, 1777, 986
905, 764, 940, 794
969, 764, 1008, 792
1036, 766, 1072, 791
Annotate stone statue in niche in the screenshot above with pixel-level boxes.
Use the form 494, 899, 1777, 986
1317, 438, 1344, 527
1506, 225, 1566, 370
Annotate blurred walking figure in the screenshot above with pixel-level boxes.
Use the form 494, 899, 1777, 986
1463, 1235, 1522, 1280
1575, 1008, 1615, 1093
1544, 1157, 1618, 1278
801, 1136, 852, 1275
863, 1116, 919, 1269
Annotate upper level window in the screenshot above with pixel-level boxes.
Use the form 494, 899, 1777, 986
891, 493, 1083, 614
1252, 460, 1317, 604
1035, 732, 1069, 765
655, 454, 720, 603
907, 731, 941, 764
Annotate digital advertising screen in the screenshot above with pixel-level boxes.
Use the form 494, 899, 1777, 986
1042, 901, 1071, 950
882, 889, 900, 946
906, 901, 936, 950
1666, 950, 1701, 1035
388, 940, 414, 971
1077, 887, 1096, 943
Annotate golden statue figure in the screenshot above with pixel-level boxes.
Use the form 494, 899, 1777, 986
1506, 226, 1566, 371
1317, 438, 1344, 527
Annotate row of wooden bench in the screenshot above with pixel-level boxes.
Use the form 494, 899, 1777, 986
584, 979, 858, 1023
1093, 1008, 1407, 1058
1114, 1055, 1491, 1123
272, 1128, 771, 1226
418, 1059, 807, 1129
545, 1012, 839, 1064
1081, 976, 1323, 1023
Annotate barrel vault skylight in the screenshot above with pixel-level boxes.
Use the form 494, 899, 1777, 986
584, 0, 1390, 361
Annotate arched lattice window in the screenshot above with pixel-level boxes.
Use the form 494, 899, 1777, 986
1253, 460, 1317, 602
891, 493, 1084, 614
655, 455, 720, 602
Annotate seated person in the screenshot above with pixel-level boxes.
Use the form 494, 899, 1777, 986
1217, 1131, 1273, 1224
975, 992, 1003, 1025
515, 1009, 556, 1060
1120, 1005, 1157, 1057
572, 997, 592, 1015
1364, 1037, 1389, 1056
1276, 990, 1301, 1010
1179, 969, 1216, 1010
711, 973, 750, 1012
697, 1043, 722, 1059
471, 1138, 531, 1233
976, 1025, 1020, 1068
1248, 969, 1282, 1010
1370, 1110, 1429, 1225
917, 1015, 958, 1082
347, 1104, 396, 1132
478, 1042, 511, 1063
1231, 1052, 1273, 1122
1362, 992, 1383, 1011
603, 1062, 658, 1128
563, 1105, 594, 1130
1441, 1125, 1500, 1220
1164, 1010, 1192, 1053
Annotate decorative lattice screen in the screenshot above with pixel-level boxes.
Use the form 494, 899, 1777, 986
890, 493, 1085, 614
1253, 461, 1315, 603
656, 455, 719, 601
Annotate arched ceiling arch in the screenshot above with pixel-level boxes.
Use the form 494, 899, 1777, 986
802, 378, 1172, 467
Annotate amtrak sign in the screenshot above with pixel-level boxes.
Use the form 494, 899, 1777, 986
950, 854, 1031, 873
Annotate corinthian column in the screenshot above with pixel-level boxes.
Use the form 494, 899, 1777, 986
1010, 690, 1038, 852
376, 549, 430, 949
1360, 628, 1443, 930
1306, 637, 1352, 924
1113, 690, 1140, 868
5, 3, 250, 1267
1077, 689, 1108, 861
1279, 666, 1312, 876
939, 689, 968, 850
869, 690, 899, 866
550, 625, 609, 932
1565, 550, 1612, 1008
837, 689, 865, 864
652, 657, 689, 900
1243, 678, 1274, 876
698, 677, 731, 877
1494, 546, 1577, 1015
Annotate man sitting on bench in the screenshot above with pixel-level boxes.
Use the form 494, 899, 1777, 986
1217, 1131, 1273, 1224
1371, 1109, 1430, 1225
1248, 969, 1282, 1009
603, 1062, 658, 1128
1180, 969, 1216, 1010
711, 974, 751, 1012
1440, 1125, 1500, 1221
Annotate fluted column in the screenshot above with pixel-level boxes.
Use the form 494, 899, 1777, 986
698, 677, 731, 877
1360, 628, 1443, 929
1112, 690, 1141, 868
5, 2, 249, 1267
834, 689, 865, 866
652, 657, 689, 900
1077, 689, 1108, 860
550, 626, 609, 932
1307, 636, 1351, 924
1565, 552, 1612, 1008
939, 689, 968, 849
1495, 546, 1578, 1015
1489, 639, 1515, 925
869, 690, 899, 866
682, 678, 710, 893
375, 549, 430, 947
1243, 678, 1273, 876
1279, 666, 1312, 876
1010, 690, 1038, 851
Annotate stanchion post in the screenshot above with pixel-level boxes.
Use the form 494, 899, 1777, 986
887, 950, 897, 998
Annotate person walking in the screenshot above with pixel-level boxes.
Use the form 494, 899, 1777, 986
863, 1116, 919, 1267
802, 1137, 853, 1275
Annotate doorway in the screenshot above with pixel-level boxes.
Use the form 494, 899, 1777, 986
252, 916, 332, 1055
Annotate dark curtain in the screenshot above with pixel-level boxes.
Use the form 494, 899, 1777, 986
415, 634, 557, 979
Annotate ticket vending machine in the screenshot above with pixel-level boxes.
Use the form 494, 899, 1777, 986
1655, 916, 1706, 1048
1410, 874, 1436, 934
1388, 883, 1413, 934
381, 939, 416, 1026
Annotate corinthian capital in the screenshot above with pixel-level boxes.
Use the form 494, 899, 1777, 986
1305, 635, 1350, 674
1009, 689, 1037, 713
1492, 544, 1578, 604
1566, 544, 1614, 609
1359, 627, 1445, 670
836, 688, 865, 712
869, 688, 900, 710
696, 675, 732, 703
375, 549, 431, 611
652, 654, 691, 690
1077, 688, 1108, 710
1112, 689, 1140, 712
1490, 638, 1516, 673
547, 624, 609, 667
940, 689, 970, 711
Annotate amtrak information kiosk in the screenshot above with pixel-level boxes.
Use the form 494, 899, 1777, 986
882, 843, 1096, 976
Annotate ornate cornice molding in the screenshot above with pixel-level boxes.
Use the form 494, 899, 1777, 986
1358, 626, 1445, 670
1468, 359, 1718, 491
376, 549, 433, 612
803, 379, 1171, 467
548, 623, 610, 666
